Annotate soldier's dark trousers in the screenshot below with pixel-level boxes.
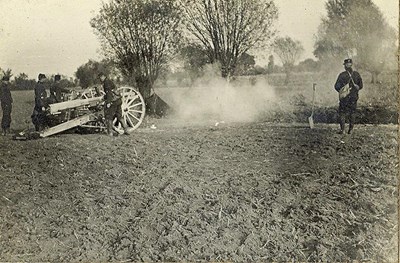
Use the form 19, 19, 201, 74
31, 106, 47, 132
1, 103, 12, 131
338, 97, 357, 133
104, 100, 128, 135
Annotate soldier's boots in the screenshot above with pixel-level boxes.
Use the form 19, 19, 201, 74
122, 126, 130, 135
2, 128, 10, 136
338, 115, 346, 134
120, 120, 130, 135
106, 120, 114, 136
106, 120, 130, 136
337, 115, 354, 134
348, 126, 354, 134
348, 115, 355, 134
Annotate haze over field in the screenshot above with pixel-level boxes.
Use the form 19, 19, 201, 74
0, 0, 397, 78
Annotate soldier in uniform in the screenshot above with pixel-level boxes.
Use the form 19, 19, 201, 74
32, 73, 48, 131
0, 76, 13, 135
98, 72, 130, 136
49, 74, 69, 103
334, 59, 363, 134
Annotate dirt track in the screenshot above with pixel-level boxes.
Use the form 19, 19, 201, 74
0, 121, 398, 262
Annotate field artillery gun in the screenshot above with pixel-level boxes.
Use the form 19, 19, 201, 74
15, 86, 145, 139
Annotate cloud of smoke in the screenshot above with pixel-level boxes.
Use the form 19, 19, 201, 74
162, 64, 277, 123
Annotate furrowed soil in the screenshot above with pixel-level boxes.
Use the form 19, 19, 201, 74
0, 121, 398, 262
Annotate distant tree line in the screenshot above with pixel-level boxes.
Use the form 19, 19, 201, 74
5, 0, 396, 94
86, 0, 397, 100
0, 68, 76, 90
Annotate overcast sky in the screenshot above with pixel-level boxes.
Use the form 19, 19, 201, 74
0, 0, 398, 79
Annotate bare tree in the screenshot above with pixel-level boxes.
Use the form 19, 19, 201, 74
273, 37, 304, 84
91, 0, 182, 113
182, 0, 278, 79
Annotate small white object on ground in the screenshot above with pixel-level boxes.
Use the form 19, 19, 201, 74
150, 124, 157, 129
215, 120, 225, 126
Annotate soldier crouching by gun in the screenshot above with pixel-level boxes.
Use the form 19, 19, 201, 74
31, 73, 49, 131
98, 72, 130, 136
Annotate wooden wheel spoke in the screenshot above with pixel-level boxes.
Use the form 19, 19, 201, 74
128, 112, 140, 122
128, 101, 142, 108
124, 116, 130, 127
129, 103, 143, 109
126, 115, 135, 127
125, 95, 139, 105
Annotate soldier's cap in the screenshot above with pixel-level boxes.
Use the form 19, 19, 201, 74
343, 58, 353, 65
38, 73, 46, 80
55, 74, 61, 81
2, 76, 10, 81
98, 72, 106, 77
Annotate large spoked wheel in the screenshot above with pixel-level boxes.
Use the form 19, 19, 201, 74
113, 86, 146, 134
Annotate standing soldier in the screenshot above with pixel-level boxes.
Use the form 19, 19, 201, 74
1, 76, 13, 136
334, 59, 363, 134
98, 72, 130, 136
49, 74, 69, 103
32, 73, 48, 131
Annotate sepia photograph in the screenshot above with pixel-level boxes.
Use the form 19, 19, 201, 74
0, 0, 398, 261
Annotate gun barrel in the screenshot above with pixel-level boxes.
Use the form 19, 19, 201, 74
49, 96, 104, 114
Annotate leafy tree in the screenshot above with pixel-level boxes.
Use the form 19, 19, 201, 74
48, 74, 76, 88
235, 53, 256, 75
14, 73, 36, 90
17, 72, 28, 80
179, 43, 211, 83
91, 0, 182, 112
246, 65, 267, 76
2, 68, 13, 79
182, 0, 278, 79
75, 59, 116, 88
314, 0, 397, 83
295, 58, 320, 73
273, 37, 304, 83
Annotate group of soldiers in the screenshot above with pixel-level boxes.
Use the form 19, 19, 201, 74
31, 74, 70, 132
31, 72, 130, 135
0, 72, 130, 136
0, 59, 362, 136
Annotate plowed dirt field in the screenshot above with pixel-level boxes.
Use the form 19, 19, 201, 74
0, 120, 398, 262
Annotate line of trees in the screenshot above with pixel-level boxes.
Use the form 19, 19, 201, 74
4, 0, 397, 95
89, 0, 397, 114
90, 0, 279, 112
0, 68, 76, 90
